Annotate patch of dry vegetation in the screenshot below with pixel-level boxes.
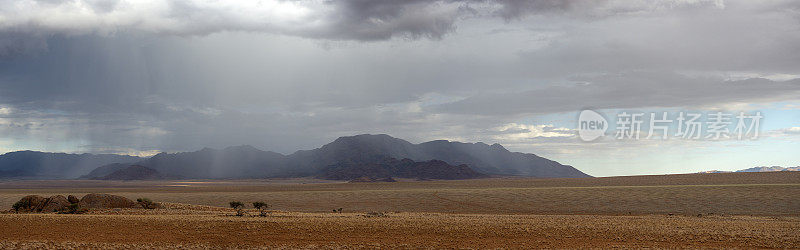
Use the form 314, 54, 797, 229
0, 208, 798, 248
0, 172, 798, 216
0, 172, 799, 248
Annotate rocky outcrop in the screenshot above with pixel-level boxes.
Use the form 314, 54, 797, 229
78, 193, 138, 209
39, 195, 70, 212
11, 193, 147, 212
67, 195, 80, 204
12, 195, 71, 212
12, 195, 45, 212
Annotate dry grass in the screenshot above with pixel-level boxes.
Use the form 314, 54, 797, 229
1, 172, 798, 215
1, 207, 798, 249
0, 172, 799, 248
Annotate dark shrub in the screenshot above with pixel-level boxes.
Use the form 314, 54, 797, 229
137, 198, 160, 209
229, 201, 244, 209
252, 201, 269, 216
229, 201, 245, 216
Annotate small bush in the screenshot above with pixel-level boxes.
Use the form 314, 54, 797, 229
229, 201, 244, 209
252, 201, 269, 217
137, 198, 159, 209
229, 201, 245, 216
252, 201, 267, 209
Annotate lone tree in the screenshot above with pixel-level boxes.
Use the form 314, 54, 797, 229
229, 201, 245, 216
252, 201, 269, 217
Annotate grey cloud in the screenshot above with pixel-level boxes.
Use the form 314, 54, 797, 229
303, 0, 463, 41
0, 0, 706, 54
0, 0, 799, 157
0, 32, 49, 58
0, 0, 473, 45
431, 72, 800, 115
516, 10, 800, 76
85, 0, 121, 13
491, 0, 602, 20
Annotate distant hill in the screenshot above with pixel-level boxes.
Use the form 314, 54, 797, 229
348, 176, 397, 183
285, 134, 589, 178
318, 157, 487, 180
697, 170, 732, 174
699, 166, 799, 174
139, 145, 288, 179
80, 163, 131, 179
0, 151, 141, 179
92, 165, 166, 180
736, 166, 799, 172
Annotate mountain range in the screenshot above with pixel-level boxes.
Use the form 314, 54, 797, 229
91, 165, 168, 180
0, 151, 141, 179
318, 158, 486, 180
0, 134, 590, 180
699, 166, 800, 174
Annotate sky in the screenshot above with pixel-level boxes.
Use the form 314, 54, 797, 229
0, 0, 798, 177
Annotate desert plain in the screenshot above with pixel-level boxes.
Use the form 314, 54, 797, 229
1, 171, 799, 249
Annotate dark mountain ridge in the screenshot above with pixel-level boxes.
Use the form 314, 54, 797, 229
0, 151, 142, 179
140, 145, 288, 179
93, 165, 166, 180
285, 134, 589, 178
80, 163, 131, 179
318, 157, 487, 180
3, 134, 590, 179
129, 134, 588, 179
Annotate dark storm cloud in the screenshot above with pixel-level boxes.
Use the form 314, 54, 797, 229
305, 0, 604, 40
0, 35, 163, 113
0, 0, 682, 54
302, 0, 464, 40
490, 0, 600, 20
0, 0, 472, 49
0, 0, 799, 156
0, 32, 49, 58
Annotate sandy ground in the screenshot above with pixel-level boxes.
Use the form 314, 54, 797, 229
1, 172, 799, 216
1, 204, 799, 249
1, 172, 799, 248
